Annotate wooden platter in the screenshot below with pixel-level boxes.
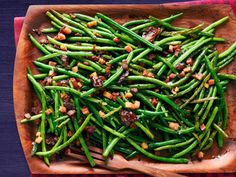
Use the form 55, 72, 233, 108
13, 4, 236, 174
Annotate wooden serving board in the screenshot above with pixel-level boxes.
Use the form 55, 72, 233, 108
14, 4, 236, 174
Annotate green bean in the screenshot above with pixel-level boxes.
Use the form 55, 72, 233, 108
27, 74, 50, 165
29, 34, 50, 55
96, 13, 161, 51
47, 36, 124, 51
148, 139, 183, 149
149, 16, 186, 31
123, 19, 150, 27
203, 16, 229, 32
218, 73, 236, 80
135, 121, 154, 139
67, 36, 116, 45
34, 61, 90, 84
204, 55, 228, 129
126, 76, 171, 89
213, 123, 228, 138
36, 114, 92, 157
155, 138, 194, 151
126, 138, 188, 163
21, 113, 42, 123
41, 27, 58, 33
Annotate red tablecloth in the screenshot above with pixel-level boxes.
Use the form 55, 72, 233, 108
14, 0, 236, 176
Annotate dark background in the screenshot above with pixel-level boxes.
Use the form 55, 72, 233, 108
0, 0, 188, 177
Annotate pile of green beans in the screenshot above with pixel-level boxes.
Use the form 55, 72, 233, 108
22, 9, 236, 166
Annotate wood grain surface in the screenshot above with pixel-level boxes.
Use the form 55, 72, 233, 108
14, 4, 236, 174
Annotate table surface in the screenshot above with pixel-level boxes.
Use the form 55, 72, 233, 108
0, 0, 234, 177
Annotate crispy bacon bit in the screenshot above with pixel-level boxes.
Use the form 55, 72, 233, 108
125, 101, 140, 110
92, 44, 97, 53
45, 108, 53, 115
171, 87, 179, 94
72, 66, 78, 73
125, 92, 133, 99
31, 105, 41, 115
141, 142, 148, 149
174, 98, 181, 105
151, 98, 158, 106
87, 20, 97, 28
89, 56, 102, 61
183, 67, 192, 73
55, 32, 66, 41
111, 92, 120, 101
105, 64, 112, 76
70, 78, 80, 90
103, 91, 113, 99
165, 76, 170, 83
45, 136, 57, 146
208, 79, 215, 86
44, 77, 53, 85
130, 88, 138, 93
39, 36, 48, 44
35, 136, 43, 144
119, 109, 137, 126
84, 126, 96, 134
98, 58, 106, 64
179, 71, 186, 78
118, 70, 129, 84
57, 79, 69, 87
169, 73, 176, 80
33, 28, 41, 36
175, 63, 185, 71
148, 53, 156, 60
67, 110, 76, 117
48, 70, 56, 77
196, 151, 204, 160
113, 37, 120, 43
61, 55, 69, 68
174, 45, 181, 56
143, 70, 154, 78
200, 124, 206, 131
60, 44, 67, 51
81, 107, 90, 115
192, 73, 204, 80
142, 27, 161, 42
67, 131, 73, 137
90, 76, 103, 87
64, 102, 75, 110
122, 60, 129, 70
99, 111, 105, 119
168, 122, 180, 131
60, 26, 72, 34
75, 33, 82, 36
59, 106, 67, 113
48, 61, 57, 66
186, 57, 194, 65
125, 45, 133, 53
24, 113, 31, 119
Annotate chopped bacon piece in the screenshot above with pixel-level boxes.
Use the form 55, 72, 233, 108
60, 26, 72, 34
59, 106, 67, 113
186, 57, 194, 65
87, 20, 97, 28
142, 27, 161, 42
125, 45, 133, 53
54, 32, 66, 41
90, 76, 103, 87
113, 37, 120, 43
192, 73, 204, 80
81, 107, 90, 115
119, 109, 137, 126
175, 63, 185, 71
208, 79, 215, 86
